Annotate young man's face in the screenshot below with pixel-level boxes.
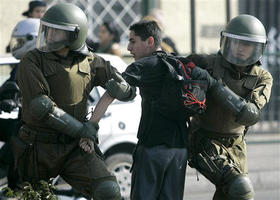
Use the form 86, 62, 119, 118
127, 31, 152, 61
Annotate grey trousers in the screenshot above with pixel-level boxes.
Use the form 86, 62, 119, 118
130, 144, 188, 200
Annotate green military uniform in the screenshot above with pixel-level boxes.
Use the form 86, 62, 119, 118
187, 52, 273, 199
13, 49, 120, 198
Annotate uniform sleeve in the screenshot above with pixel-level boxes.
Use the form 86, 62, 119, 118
17, 52, 50, 106
90, 54, 119, 88
187, 53, 217, 72
250, 70, 273, 109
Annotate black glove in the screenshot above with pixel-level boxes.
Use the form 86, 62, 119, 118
105, 72, 136, 101
191, 67, 217, 89
0, 99, 17, 113
80, 121, 99, 143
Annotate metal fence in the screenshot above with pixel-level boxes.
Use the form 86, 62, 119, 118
47, 0, 142, 46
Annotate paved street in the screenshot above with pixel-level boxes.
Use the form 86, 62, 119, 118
184, 133, 280, 200
57, 134, 280, 200
1, 134, 279, 200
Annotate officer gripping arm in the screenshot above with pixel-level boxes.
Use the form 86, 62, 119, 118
191, 66, 261, 126
29, 95, 99, 142
79, 68, 136, 153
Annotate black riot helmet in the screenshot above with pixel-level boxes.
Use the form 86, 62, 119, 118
36, 3, 88, 53
220, 14, 267, 67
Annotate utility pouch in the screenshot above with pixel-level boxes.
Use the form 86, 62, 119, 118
195, 151, 224, 185
10, 127, 37, 183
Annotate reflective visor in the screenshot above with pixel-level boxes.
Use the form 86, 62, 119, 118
36, 22, 75, 52
220, 36, 265, 66
10, 36, 27, 52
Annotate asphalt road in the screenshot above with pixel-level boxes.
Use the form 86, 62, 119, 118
58, 134, 280, 200
184, 134, 280, 200
1, 134, 279, 200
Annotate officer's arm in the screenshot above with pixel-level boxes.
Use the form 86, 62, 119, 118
211, 82, 260, 126
91, 54, 136, 102
250, 70, 273, 109
105, 71, 136, 102
191, 66, 261, 126
17, 52, 51, 108
29, 95, 99, 142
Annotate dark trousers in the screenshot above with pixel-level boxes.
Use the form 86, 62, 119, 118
12, 125, 119, 199
0, 118, 20, 188
131, 144, 188, 200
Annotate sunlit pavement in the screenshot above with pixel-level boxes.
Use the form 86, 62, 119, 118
1, 133, 279, 200
184, 133, 280, 200
57, 134, 280, 200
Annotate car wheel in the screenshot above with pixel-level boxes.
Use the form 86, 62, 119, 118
105, 153, 132, 200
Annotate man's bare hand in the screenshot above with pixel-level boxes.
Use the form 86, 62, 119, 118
79, 138, 94, 154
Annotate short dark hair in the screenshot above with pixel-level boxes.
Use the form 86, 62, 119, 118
103, 21, 121, 43
129, 20, 162, 48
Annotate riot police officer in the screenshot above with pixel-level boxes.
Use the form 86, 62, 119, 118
0, 18, 40, 189
187, 14, 273, 200
12, 3, 135, 200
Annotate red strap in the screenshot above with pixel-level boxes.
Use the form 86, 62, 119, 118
185, 61, 195, 69
183, 90, 206, 109
179, 60, 194, 79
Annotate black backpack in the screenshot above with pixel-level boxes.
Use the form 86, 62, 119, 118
155, 53, 208, 120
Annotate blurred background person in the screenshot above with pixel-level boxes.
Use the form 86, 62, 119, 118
87, 21, 122, 57
0, 18, 40, 189
143, 8, 179, 55
6, 0, 46, 53
22, 0, 47, 19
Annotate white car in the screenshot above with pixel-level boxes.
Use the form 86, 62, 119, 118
0, 53, 140, 199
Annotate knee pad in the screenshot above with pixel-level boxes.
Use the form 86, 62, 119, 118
228, 175, 254, 200
94, 180, 121, 200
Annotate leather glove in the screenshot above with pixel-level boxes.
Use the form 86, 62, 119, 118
0, 99, 17, 113
80, 121, 99, 143
191, 67, 217, 89
105, 72, 136, 101
236, 102, 260, 126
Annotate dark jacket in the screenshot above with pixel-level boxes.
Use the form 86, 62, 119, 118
122, 51, 187, 147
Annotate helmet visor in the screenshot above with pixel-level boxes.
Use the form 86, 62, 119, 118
10, 34, 37, 59
36, 23, 74, 52
220, 34, 266, 66
10, 36, 27, 52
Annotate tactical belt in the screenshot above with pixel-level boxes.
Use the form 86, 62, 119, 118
199, 128, 243, 147
19, 125, 76, 144
200, 128, 242, 138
